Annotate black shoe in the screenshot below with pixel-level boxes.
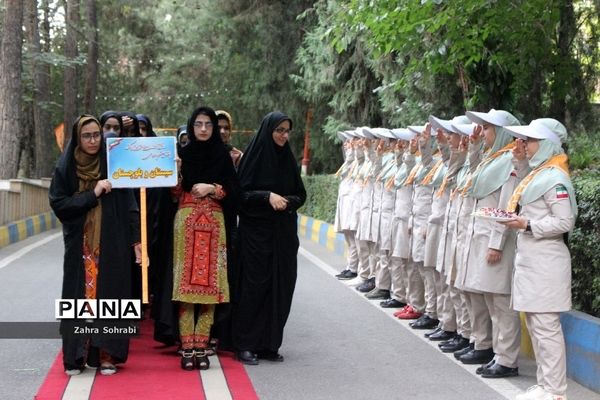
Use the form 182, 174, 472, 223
410, 315, 440, 330
356, 277, 376, 293
181, 350, 195, 371
476, 359, 495, 375
440, 336, 470, 353
481, 363, 518, 378
459, 348, 495, 365
257, 351, 284, 362
380, 298, 406, 308
194, 349, 210, 370
336, 269, 358, 280
454, 343, 474, 359
365, 288, 390, 300
236, 350, 259, 365
424, 327, 442, 338
428, 329, 456, 341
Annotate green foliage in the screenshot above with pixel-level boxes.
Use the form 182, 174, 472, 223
15, 0, 600, 176
293, 0, 384, 170
299, 174, 340, 224
311, 0, 599, 125
570, 169, 600, 317
568, 132, 600, 169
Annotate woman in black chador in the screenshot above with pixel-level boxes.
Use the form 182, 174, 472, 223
233, 111, 306, 365
49, 115, 141, 376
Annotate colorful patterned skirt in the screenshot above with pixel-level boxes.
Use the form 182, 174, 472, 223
172, 193, 229, 304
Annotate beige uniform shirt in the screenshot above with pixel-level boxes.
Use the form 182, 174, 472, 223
462, 176, 518, 294
392, 153, 415, 259
512, 184, 575, 312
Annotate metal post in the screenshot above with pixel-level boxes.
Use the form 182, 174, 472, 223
301, 108, 313, 176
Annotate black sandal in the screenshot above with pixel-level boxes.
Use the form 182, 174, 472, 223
205, 338, 218, 356
195, 349, 210, 370
181, 350, 195, 371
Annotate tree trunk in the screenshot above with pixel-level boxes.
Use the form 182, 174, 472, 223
19, 102, 35, 178
26, 0, 55, 178
63, 0, 80, 148
0, 0, 24, 179
83, 0, 98, 114
549, 0, 576, 122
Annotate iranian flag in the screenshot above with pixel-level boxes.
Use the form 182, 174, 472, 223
556, 186, 569, 199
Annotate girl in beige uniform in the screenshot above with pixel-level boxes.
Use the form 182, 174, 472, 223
334, 131, 360, 280
503, 119, 576, 400
385, 129, 417, 309
460, 109, 522, 376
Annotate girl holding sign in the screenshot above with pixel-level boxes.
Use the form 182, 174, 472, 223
49, 115, 142, 376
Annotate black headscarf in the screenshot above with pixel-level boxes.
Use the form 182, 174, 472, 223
49, 114, 140, 367
119, 111, 141, 137
237, 111, 301, 196
99, 110, 124, 139
136, 113, 156, 137
179, 106, 237, 192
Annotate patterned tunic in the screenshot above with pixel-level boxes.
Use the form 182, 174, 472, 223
172, 191, 229, 304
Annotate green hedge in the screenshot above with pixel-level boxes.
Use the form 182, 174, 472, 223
300, 175, 339, 224
570, 169, 600, 317
301, 170, 600, 317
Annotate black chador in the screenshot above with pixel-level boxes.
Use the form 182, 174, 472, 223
233, 111, 306, 355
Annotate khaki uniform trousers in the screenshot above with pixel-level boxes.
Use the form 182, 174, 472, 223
407, 259, 425, 313
343, 231, 359, 273
357, 240, 378, 281
485, 292, 521, 368
525, 312, 567, 396
419, 267, 438, 318
450, 286, 471, 338
466, 291, 493, 350
435, 275, 456, 332
390, 257, 408, 303
375, 249, 392, 290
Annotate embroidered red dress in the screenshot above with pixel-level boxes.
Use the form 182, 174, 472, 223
172, 188, 229, 304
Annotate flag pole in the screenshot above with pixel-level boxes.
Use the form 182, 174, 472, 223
140, 187, 149, 304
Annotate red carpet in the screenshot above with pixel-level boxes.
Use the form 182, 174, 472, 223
35, 320, 258, 399
35, 351, 69, 400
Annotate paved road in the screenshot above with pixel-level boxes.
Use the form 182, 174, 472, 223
245, 238, 600, 400
0, 230, 62, 400
0, 230, 598, 399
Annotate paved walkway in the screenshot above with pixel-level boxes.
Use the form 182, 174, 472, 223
0, 230, 599, 399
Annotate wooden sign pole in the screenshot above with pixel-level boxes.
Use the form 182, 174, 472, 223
140, 187, 149, 304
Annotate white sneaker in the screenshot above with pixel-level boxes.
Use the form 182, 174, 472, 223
65, 368, 82, 376
540, 394, 567, 400
100, 363, 117, 376
515, 385, 547, 400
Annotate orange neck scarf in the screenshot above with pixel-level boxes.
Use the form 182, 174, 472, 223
506, 154, 569, 212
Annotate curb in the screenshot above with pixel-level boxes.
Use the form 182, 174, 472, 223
0, 212, 59, 249
298, 214, 600, 395
298, 214, 346, 256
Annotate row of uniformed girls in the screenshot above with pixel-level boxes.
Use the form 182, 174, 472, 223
333, 111, 576, 400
